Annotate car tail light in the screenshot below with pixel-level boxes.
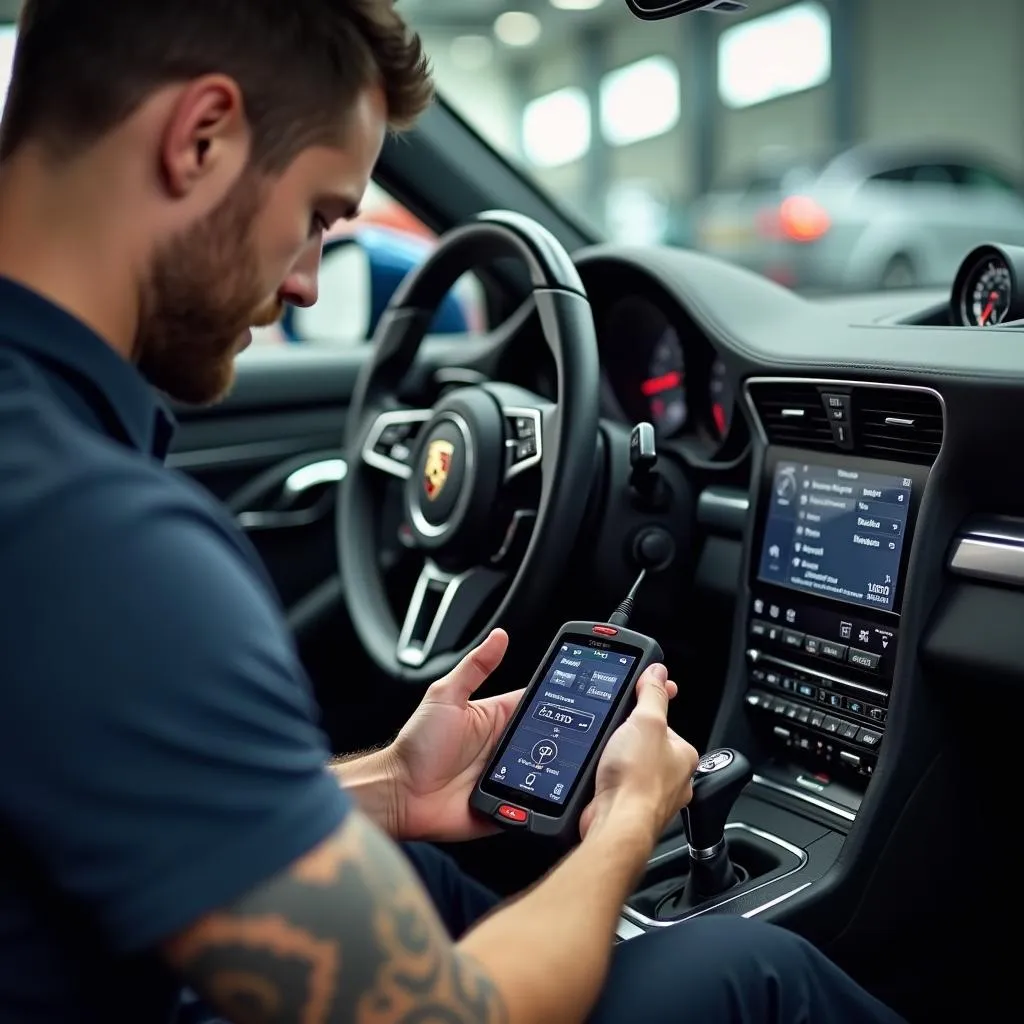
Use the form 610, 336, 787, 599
778, 195, 831, 242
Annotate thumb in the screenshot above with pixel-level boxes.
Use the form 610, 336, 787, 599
632, 663, 670, 720
432, 629, 509, 703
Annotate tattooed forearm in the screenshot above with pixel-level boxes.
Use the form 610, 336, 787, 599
165, 813, 506, 1024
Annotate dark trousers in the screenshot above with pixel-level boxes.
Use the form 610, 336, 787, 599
402, 842, 907, 1024
181, 843, 906, 1023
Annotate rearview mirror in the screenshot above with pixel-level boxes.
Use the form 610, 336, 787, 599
623, 0, 747, 20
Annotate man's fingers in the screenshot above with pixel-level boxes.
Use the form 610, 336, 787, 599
432, 629, 509, 702
633, 663, 671, 720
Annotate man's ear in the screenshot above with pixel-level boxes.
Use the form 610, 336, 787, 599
159, 74, 249, 200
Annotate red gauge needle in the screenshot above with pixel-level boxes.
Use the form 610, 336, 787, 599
641, 370, 682, 396
713, 402, 727, 435
980, 290, 1000, 326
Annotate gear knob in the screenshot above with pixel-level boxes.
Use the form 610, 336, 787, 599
683, 748, 753, 856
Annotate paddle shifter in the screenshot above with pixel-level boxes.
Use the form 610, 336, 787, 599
683, 748, 753, 904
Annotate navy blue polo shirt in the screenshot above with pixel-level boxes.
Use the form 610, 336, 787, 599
0, 278, 351, 1021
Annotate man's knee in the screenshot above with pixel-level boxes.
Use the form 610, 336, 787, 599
595, 915, 902, 1024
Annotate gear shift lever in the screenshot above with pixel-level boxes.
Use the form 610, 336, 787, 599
683, 748, 753, 904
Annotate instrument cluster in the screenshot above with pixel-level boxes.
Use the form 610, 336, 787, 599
599, 294, 736, 451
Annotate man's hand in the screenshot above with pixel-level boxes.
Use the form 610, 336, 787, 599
579, 663, 699, 844
390, 629, 524, 842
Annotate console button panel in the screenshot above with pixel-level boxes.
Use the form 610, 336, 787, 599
746, 651, 887, 778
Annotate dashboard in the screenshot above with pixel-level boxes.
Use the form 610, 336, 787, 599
583, 242, 1024, 465
564, 235, 1021, 1010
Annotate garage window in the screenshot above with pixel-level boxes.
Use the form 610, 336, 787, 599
718, 1, 832, 110
600, 56, 680, 147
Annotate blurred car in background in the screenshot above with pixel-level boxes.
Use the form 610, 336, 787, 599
691, 144, 1024, 292
251, 189, 486, 347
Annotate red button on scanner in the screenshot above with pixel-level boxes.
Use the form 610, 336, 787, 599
593, 625, 618, 636
497, 804, 528, 823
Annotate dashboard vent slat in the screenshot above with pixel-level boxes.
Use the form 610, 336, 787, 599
748, 383, 836, 453
748, 382, 943, 464
853, 389, 944, 462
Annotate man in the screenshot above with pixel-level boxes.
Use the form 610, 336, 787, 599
0, 2, 906, 1022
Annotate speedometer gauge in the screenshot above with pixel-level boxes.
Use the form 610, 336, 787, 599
952, 244, 1024, 327
963, 255, 1010, 326
603, 296, 689, 438
642, 328, 688, 435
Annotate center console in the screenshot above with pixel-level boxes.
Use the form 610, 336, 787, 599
622, 379, 943, 943
743, 448, 928, 794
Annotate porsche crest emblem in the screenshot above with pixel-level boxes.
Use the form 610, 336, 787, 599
423, 439, 455, 501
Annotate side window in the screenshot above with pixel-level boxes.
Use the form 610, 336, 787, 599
249, 183, 490, 350
910, 163, 955, 185
867, 164, 955, 187
951, 163, 1021, 195
868, 166, 912, 183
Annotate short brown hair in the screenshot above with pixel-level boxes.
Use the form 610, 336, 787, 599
0, 0, 434, 166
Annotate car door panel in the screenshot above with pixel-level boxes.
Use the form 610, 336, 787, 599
169, 364, 351, 623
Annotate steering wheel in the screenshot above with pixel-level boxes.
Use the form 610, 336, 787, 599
339, 211, 600, 683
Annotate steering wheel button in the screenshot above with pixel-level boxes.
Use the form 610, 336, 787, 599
514, 416, 535, 439
516, 438, 537, 460
497, 804, 529, 824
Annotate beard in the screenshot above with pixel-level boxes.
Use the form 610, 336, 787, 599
135, 171, 283, 405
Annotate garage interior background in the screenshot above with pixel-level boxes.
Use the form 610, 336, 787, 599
0, 0, 1018, 283
396, 0, 1024, 245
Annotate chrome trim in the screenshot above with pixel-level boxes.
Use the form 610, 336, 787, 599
282, 458, 347, 499
751, 774, 857, 823
615, 917, 646, 942
503, 406, 543, 480
884, 416, 915, 428
395, 561, 504, 669
749, 649, 889, 702
362, 409, 432, 479
616, 880, 813, 940
742, 376, 946, 451
168, 438, 339, 471
396, 561, 468, 668
689, 837, 725, 862
949, 518, 1024, 587
407, 412, 474, 540
742, 882, 813, 918
620, 823, 808, 930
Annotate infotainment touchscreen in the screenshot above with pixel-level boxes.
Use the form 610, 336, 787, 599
757, 461, 912, 613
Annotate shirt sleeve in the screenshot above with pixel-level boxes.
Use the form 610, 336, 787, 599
0, 465, 352, 954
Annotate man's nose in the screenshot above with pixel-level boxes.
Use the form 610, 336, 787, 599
279, 240, 323, 308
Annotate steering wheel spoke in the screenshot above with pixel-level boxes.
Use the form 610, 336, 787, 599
362, 409, 432, 479
396, 561, 506, 668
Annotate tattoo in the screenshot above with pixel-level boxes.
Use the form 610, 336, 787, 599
167, 812, 507, 1024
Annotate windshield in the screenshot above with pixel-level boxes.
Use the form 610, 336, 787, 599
405, 0, 1024, 296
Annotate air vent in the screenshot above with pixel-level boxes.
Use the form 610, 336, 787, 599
748, 381, 944, 464
853, 389, 943, 463
748, 382, 834, 451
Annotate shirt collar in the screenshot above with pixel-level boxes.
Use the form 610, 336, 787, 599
0, 276, 175, 458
